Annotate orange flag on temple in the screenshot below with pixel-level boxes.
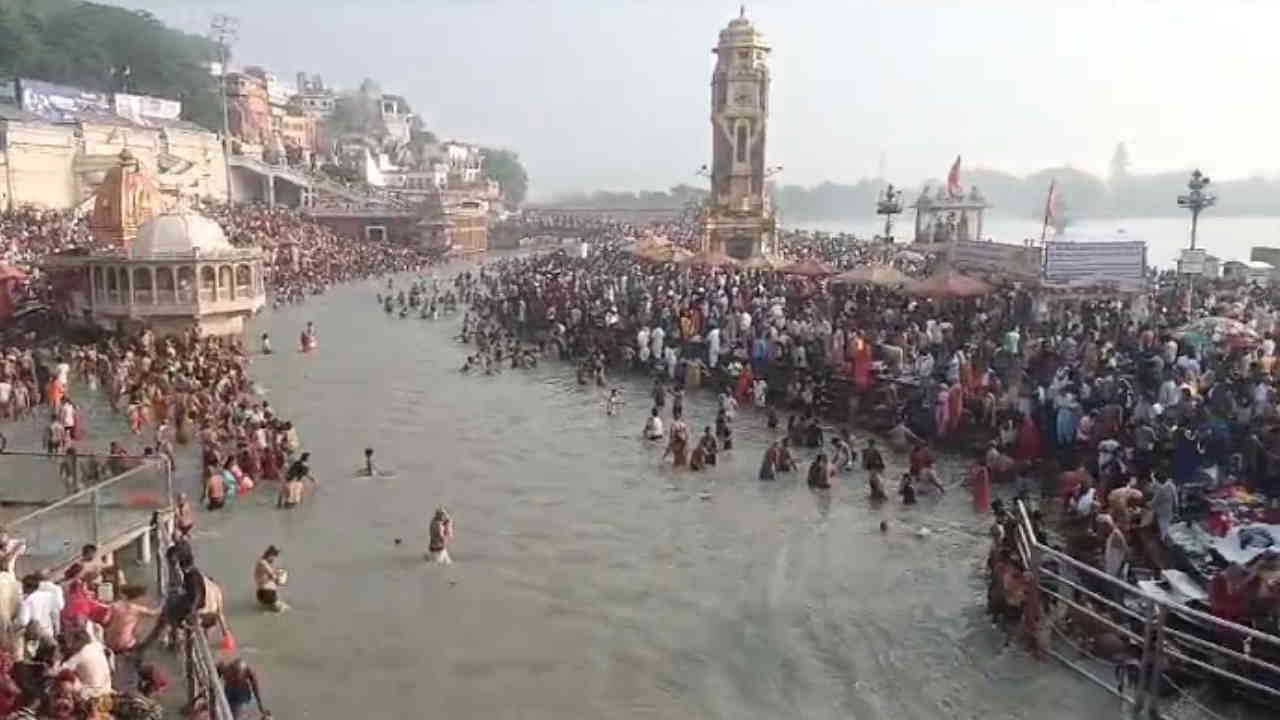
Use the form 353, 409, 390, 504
946, 155, 962, 198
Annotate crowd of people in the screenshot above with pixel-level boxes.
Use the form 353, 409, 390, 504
0, 200, 453, 720
4, 197, 1280, 709
458, 214, 1280, 672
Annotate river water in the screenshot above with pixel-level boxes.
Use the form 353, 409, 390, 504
116, 260, 1117, 720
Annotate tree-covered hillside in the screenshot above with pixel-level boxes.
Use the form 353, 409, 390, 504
0, 0, 223, 129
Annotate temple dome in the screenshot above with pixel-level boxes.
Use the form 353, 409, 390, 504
130, 211, 234, 258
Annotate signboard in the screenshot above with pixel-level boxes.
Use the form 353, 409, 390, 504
1178, 249, 1206, 275
949, 241, 1041, 279
1044, 240, 1146, 288
113, 92, 182, 126
17, 78, 110, 122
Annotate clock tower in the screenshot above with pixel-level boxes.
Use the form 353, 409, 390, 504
703, 7, 775, 259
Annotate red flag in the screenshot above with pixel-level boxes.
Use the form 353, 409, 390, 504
945, 155, 962, 198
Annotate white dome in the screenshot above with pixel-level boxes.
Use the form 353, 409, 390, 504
130, 212, 234, 258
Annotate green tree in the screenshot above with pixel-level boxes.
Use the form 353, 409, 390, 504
482, 148, 529, 205
0, 1, 222, 129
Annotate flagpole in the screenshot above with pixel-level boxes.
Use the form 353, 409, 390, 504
1039, 180, 1055, 245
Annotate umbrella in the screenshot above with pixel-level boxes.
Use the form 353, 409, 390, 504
1175, 316, 1259, 346
903, 270, 993, 298
780, 258, 834, 277
740, 255, 783, 271
830, 264, 911, 288
679, 250, 741, 268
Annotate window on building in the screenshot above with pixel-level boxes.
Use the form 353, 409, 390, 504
736, 123, 748, 163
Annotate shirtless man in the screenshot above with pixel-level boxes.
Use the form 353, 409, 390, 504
426, 507, 453, 564
277, 474, 304, 509
863, 439, 887, 501
219, 658, 270, 720
253, 546, 288, 612
174, 493, 196, 539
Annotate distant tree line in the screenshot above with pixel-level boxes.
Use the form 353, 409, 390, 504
551, 144, 1280, 220
0, 0, 224, 130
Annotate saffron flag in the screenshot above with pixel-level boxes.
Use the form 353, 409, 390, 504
945, 155, 962, 198
1044, 180, 1060, 225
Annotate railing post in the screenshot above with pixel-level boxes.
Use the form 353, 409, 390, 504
90, 487, 100, 545
1141, 606, 1167, 719
1132, 601, 1157, 717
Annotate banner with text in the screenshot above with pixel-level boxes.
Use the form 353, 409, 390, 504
949, 241, 1042, 279
18, 79, 110, 122
113, 93, 182, 126
1044, 240, 1147, 288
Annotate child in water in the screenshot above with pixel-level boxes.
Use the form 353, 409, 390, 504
605, 388, 624, 416
261, 333, 272, 355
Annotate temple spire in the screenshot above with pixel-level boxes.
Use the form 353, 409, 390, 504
740, 5, 745, 18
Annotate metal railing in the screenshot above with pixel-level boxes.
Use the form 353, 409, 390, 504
1012, 500, 1280, 719
2, 454, 173, 574
153, 518, 236, 720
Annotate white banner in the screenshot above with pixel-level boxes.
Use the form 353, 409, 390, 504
1044, 240, 1146, 287
113, 93, 182, 126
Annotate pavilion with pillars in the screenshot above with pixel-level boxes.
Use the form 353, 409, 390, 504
50, 212, 267, 336
46, 151, 266, 335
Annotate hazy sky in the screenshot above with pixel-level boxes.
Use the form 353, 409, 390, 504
110, 0, 1280, 199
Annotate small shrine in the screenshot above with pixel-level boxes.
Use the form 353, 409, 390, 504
911, 185, 990, 244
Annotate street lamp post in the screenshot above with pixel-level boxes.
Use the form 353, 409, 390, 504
1176, 169, 1215, 250
210, 14, 238, 203
876, 183, 903, 244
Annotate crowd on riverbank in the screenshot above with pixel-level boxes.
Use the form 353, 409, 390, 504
457, 216, 1280, 665
0, 200, 446, 720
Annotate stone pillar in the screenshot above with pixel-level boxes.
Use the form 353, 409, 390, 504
265, 175, 276, 207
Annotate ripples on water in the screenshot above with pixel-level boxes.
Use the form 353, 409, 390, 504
50, 265, 1123, 719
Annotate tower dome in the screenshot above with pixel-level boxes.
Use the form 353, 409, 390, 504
130, 211, 235, 258
717, 7, 769, 50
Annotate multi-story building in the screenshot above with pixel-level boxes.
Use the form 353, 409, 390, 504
379, 94, 413, 146
294, 73, 336, 119
224, 70, 272, 148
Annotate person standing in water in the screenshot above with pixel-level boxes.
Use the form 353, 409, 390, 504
605, 388, 624, 416
218, 658, 270, 720
643, 408, 664, 441
253, 546, 288, 612
260, 333, 272, 355
300, 322, 317, 352
863, 439, 887, 501
663, 411, 689, 467
427, 507, 453, 564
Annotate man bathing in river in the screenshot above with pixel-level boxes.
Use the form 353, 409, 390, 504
427, 507, 453, 564
254, 546, 288, 612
